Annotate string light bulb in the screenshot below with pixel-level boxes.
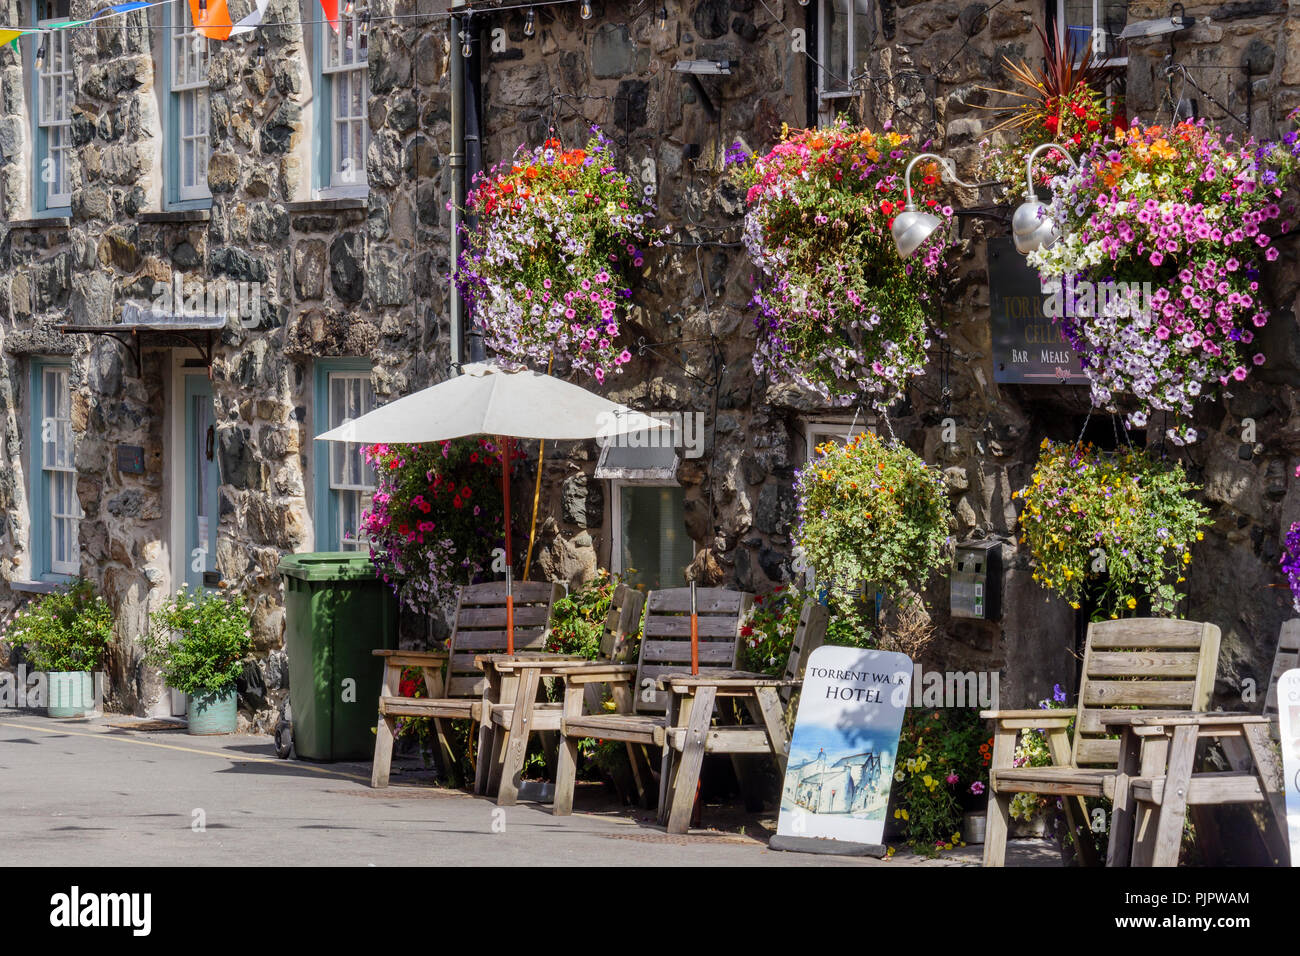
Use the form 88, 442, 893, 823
35, 43, 45, 71
256, 41, 266, 61
343, 0, 353, 13
461, 29, 472, 58
580, 0, 592, 20
359, 11, 370, 43
657, 4, 668, 29
797, 0, 808, 5
524, 7, 535, 36
198, 0, 206, 11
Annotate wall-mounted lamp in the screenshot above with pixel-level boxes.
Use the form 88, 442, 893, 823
1010, 142, 1079, 255
890, 153, 976, 259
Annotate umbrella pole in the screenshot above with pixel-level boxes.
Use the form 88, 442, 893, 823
523, 353, 554, 581
501, 436, 515, 654
690, 581, 698, 675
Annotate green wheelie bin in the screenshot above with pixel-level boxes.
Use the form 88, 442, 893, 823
278, 552, 399, 761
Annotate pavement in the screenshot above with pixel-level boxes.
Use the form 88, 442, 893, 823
0, 712, 1061, 867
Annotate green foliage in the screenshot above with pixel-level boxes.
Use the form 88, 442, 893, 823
546, 569, 637, 661
1016, 441, 1211, 618
793, 431, 952, 618
892, 708, 990, 856
739, 584, 875, 676
4, 579, 113, 673
142, 588, 254, 697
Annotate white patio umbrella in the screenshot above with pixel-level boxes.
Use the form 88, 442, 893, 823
317, 362, 666, 652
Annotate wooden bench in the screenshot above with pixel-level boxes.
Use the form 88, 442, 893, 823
982, 617, 1222, 867
370, 580, 563, 789
657, 598, 830, 833
476, 584, 646, 804
552, 587, 754, 816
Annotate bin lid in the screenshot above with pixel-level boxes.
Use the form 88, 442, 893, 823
278, 551, 384, 582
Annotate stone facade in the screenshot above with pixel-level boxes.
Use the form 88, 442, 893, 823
0, 0, 1298, 725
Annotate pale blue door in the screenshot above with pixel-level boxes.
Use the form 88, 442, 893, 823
183, 375, 219, 591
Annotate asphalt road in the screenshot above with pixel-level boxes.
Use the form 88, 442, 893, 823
0, 713, 1060, 867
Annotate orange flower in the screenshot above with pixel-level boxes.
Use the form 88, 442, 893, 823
524, 167, 540, 180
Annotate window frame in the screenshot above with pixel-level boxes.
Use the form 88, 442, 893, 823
608, 478, 694, 590
314, 10, 370, 199
29, 360, 80, 581
31, 0, 73, 214
164, 2, 212, 208
1052, 0, 1128, 70
815, 0, 872, 109
312, 360, 376, 552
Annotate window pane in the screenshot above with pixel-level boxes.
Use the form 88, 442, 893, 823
823, 0, 849, 93
619, 485, 693, 591
851, 0, 871, 75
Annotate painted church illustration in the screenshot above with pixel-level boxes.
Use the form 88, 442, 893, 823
782, 748, 891, 817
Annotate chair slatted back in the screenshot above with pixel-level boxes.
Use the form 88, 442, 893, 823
598, 585, 646, 663
444, 581, 565, 697
779, 599, 830, 705
633, 588, 754, 714
1071, 618, 1221, 768
1265, 619, 1300, 722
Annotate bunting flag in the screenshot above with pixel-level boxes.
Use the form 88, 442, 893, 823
93, 1, 151, 16
0, 28, 30, 46
229, 0, 269, 36
319, 0, 339, 33
187, 0, 233, 41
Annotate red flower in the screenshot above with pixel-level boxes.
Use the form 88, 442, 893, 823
880, 199, 896, 217
1044, 115, 1060, 134
740, 625, 754, 637
453, 497, 463, 509
1086, 118, 1100, 132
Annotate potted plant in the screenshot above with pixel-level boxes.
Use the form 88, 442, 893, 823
792, 431, 951, 618
143, 588, 254, 735
453, 127, 661, 384
1014, 439, 1210, 618
732, 119, 957, 408
5, 579, 113, 717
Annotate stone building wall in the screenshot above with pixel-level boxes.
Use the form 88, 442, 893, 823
1, 0, 1299, 722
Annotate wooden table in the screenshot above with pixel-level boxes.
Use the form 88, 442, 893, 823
1099, 712, 1286, 866
657, 673, 797, 834
474, 653, 588, 805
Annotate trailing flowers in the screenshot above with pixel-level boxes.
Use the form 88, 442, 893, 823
733, 120, 957, 408
1014, 439, 1210, 618
362, 438, 512, 616
792, 431, 951, 617
454, 127, 662, 385
1027, 119, 1291, 444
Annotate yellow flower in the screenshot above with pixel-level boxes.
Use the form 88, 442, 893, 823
1196, 531, 1204, 541
1183, 552, 1192, 564
602, 700, 617, 712
1126, 597, 1137, 610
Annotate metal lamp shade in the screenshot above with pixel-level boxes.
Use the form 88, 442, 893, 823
891, 207, 942, 259
1011, 199, 1061, 255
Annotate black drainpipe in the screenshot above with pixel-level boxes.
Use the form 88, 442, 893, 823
463, 16, 486, 363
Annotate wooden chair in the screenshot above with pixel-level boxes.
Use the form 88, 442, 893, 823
551, 587, 754, 816
981, 617, 1221, 867
370, 580, 563, 789
475, 584, 647, 804
656, 598, 830, 833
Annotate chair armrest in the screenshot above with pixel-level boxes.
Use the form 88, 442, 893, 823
660, 673, 797, 690
553, 663, 638, 684
981, 708, 1076, 722
373, 649, 448, 665
1108, 711, 1275, 729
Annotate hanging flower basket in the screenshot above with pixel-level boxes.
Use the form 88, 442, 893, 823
1027, 119, 1291, 444
792, 431, 951, 616
733, 120, 957, 408
1014, 439, 1210, 618
454, 127, 662, 385
1281, 522, 1300, 613
361, 438, 512, 615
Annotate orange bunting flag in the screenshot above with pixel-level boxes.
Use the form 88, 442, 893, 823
186, 0, 233, 41
319, 0, 339, 33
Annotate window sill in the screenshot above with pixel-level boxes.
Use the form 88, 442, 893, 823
286, 197, 368, 213
139, 209, 212, 224
8, 580, 59, 594
5, 215, 71, 230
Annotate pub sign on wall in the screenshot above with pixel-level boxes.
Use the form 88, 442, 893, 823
987, 236, 1088, 386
